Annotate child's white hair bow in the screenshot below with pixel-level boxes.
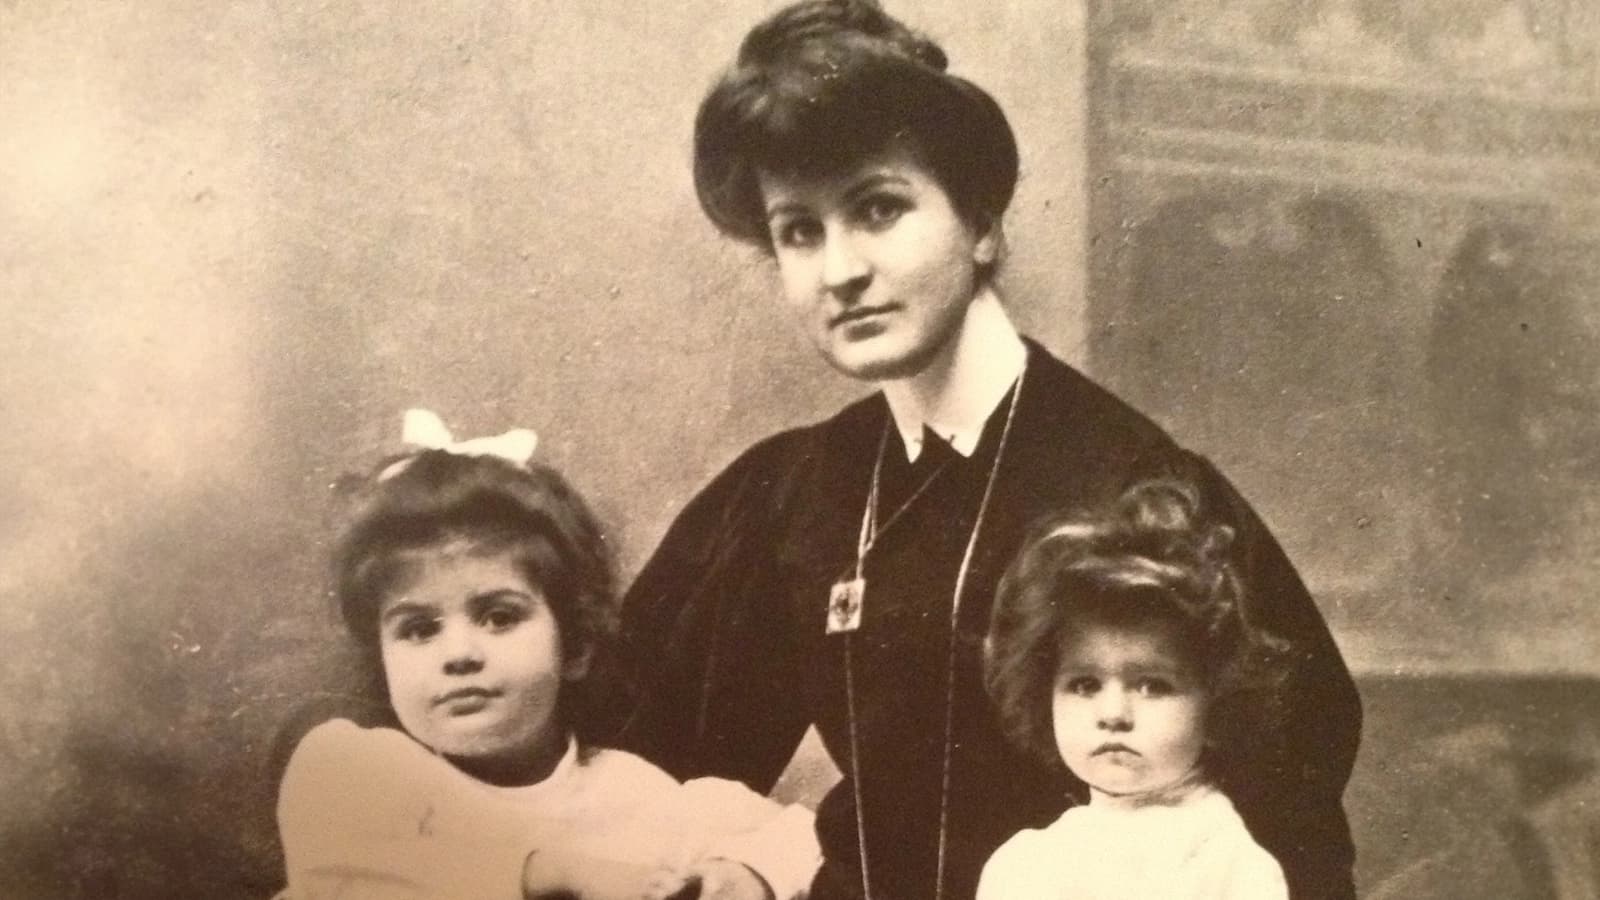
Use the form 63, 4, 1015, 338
379, 408, 539, 479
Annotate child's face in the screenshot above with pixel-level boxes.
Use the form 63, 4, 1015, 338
377, 546, 579, 783
1050, 618, 1208, 806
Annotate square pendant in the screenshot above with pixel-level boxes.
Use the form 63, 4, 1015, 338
827, 578, 865, 634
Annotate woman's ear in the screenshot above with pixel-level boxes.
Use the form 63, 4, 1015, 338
973, 216, 1001, 267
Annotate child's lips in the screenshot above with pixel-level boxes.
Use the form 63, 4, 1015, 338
1092, 742, 1140, 757
434, 686, 499, 709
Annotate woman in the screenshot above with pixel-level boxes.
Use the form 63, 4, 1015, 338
602, 3, 1361, 898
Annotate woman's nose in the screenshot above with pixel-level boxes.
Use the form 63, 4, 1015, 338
439, 624, 485, 676
820, 228, 870, 296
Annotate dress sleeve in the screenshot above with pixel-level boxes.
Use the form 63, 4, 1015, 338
1207, 817, 1290, 900
678, 776, 822, 900
1221, 843, 1291, 900
1172, 451, 1362, 900
276, 721, 528, 900
599, 435, 815, 793
974, 830, 1039, 900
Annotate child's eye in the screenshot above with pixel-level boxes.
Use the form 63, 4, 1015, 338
479, 604, 529, 632
1061, 676, 1100, 697
771, 216, 823, 250
393, 617, 440, 643
856, 194, 909, 229
1133, 678, 1176, 697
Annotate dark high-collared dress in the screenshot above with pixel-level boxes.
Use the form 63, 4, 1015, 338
602, 339, 1361, 900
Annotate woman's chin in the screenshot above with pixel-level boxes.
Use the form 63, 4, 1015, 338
821, 336, 933, 383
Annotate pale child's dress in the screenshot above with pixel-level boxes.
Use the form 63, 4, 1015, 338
278, 719, 820, 900
977, 783, 1287, 900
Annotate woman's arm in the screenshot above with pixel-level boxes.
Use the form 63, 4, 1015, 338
599, 435, 816, 792
1181, 451, 1362, 900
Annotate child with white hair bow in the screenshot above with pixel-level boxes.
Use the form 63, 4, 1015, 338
275, 411, 819, 900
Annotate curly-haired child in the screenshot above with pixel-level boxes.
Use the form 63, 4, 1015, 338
979, 478, 1293, 899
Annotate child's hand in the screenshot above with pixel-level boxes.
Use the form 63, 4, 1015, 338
683, 859, 775, 900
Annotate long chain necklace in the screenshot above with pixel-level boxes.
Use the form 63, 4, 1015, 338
835, 362, 1027, 900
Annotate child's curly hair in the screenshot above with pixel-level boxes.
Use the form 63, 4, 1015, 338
331, 449, 617, 735
984, 477, 1293, 781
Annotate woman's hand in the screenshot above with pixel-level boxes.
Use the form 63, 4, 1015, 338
521, 847, 772, 900
640, 864, 698, 900
638, 859, 774, 900
680, 859, 775, 900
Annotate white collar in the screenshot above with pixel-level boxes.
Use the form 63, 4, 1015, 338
880, 288, 1027, 462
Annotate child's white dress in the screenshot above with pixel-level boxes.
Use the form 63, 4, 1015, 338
976, 783, 1287, 900
278, 718, 819, 900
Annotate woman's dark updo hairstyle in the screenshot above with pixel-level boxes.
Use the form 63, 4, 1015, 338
984, 478, 1293, 782
331, 450, 616, 725
694, 0, 1019, 273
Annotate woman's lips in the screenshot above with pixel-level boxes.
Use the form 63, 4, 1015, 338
830, 304, 897, 328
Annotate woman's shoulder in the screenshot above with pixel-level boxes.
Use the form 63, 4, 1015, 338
670, 395, 883, 525
1019, 337, 1177, 452
728, 395, 882, 469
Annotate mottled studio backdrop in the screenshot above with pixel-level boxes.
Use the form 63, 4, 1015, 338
1, 1, 1596, 898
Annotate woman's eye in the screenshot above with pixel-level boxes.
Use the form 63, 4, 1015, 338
772, 218, 823, 249
858, 195, 908, 228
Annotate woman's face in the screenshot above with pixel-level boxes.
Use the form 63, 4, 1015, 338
757, 147, 997, 382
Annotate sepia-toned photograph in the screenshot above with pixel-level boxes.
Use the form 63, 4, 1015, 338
2, 1, 1597, 897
